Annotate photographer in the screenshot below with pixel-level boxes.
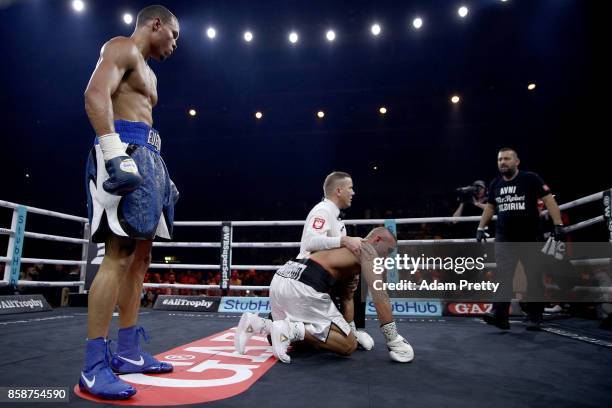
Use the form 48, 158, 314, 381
453, 180, 487, 218
448, 180, 487, 239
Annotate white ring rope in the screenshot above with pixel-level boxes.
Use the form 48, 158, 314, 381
0, 229, 88, 245
173, 217, 484, 227
148, 263, 279, 271
231, 242, 301, 248
141, 206, 611, 250
5, 256, 606, 272
569, 257, 611, 266
169, 190, 605, 227
142, 283, 268, 291
148, 263, 220, 270
151, 242, 301, 248
553, 191, 604, 212
572, 286, 612, 294
0, 190, 605, 229
147, 205, 609, 249
562, 216, 605, 233
0, 200, 88, 223
16, 281, 84, 287
1, 192, 606, 249
22, 231, 87, 244
1, 189, 609, 291
153, 242, 220, 248
0, 256, 86, 266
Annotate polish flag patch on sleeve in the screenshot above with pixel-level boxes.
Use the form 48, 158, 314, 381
312, 217, 326, 230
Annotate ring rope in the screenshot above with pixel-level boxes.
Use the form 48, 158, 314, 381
0, 200, 88, 223
1, 189, 609, 291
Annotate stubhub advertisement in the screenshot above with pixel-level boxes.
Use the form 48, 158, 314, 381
219, 296, 272, 313
366, 298, 442, 317
218, 297, 441, 316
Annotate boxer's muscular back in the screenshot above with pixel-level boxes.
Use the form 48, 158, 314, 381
310, 247, 361, 280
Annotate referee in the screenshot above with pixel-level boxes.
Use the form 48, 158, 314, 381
298, 171, 374, 349
477, 148, 565, 330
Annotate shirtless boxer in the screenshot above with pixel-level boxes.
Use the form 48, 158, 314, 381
80, 5, 179, 400
235, 227, 414, 363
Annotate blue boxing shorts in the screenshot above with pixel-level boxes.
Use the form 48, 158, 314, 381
85, 120, 178, 243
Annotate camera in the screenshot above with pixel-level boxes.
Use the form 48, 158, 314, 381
455, 180, 486, 203
456, 185, 478, 203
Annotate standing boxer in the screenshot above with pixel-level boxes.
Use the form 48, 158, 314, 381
80, 5, 179, 400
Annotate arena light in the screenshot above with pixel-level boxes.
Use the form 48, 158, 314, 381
451, 95, 461, 104
458, 6, 469, 18
317, 110, 325, 118
371, 23, 381, 36
289, 31, 299, 44
326, 30, 336, 42
255, 111, 263, 119
244, 31, 253, 42
413, 17, 423, 29
373, 166, 378, 171
527, 83, 536, 91
72, 0, 85, 12
188, 109, 197, 117
123, 13, 133, 25
379, 106, 387, 115
206, 27, 217, 39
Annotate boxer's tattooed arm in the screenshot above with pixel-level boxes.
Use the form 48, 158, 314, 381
360, 243, 389, 305
360, 243, 393, 324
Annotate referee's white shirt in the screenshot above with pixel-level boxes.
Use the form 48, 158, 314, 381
297, 199, 346, 259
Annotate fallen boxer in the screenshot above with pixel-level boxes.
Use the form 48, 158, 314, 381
234, 227, 414, 363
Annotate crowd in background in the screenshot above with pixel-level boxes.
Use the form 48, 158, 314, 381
141, 269, 273, 307
0, 262, 81, 307
1, 202, 610, 329
0, 261, 275, 308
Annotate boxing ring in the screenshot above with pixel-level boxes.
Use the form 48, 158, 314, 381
0, 190, 611, 407
1, 190, 610, 293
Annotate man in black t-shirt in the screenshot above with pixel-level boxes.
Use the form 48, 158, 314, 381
476, 148, 565, 330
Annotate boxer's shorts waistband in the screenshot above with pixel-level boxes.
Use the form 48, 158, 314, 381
94, 120, 161, 155
279, 258, 337, 293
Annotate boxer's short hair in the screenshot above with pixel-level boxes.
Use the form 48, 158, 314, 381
367, 226, 397, 243
136, 5, 177, 27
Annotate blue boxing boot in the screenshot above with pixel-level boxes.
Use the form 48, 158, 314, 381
79, 337, 136, 400
111, 326, 173, 374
